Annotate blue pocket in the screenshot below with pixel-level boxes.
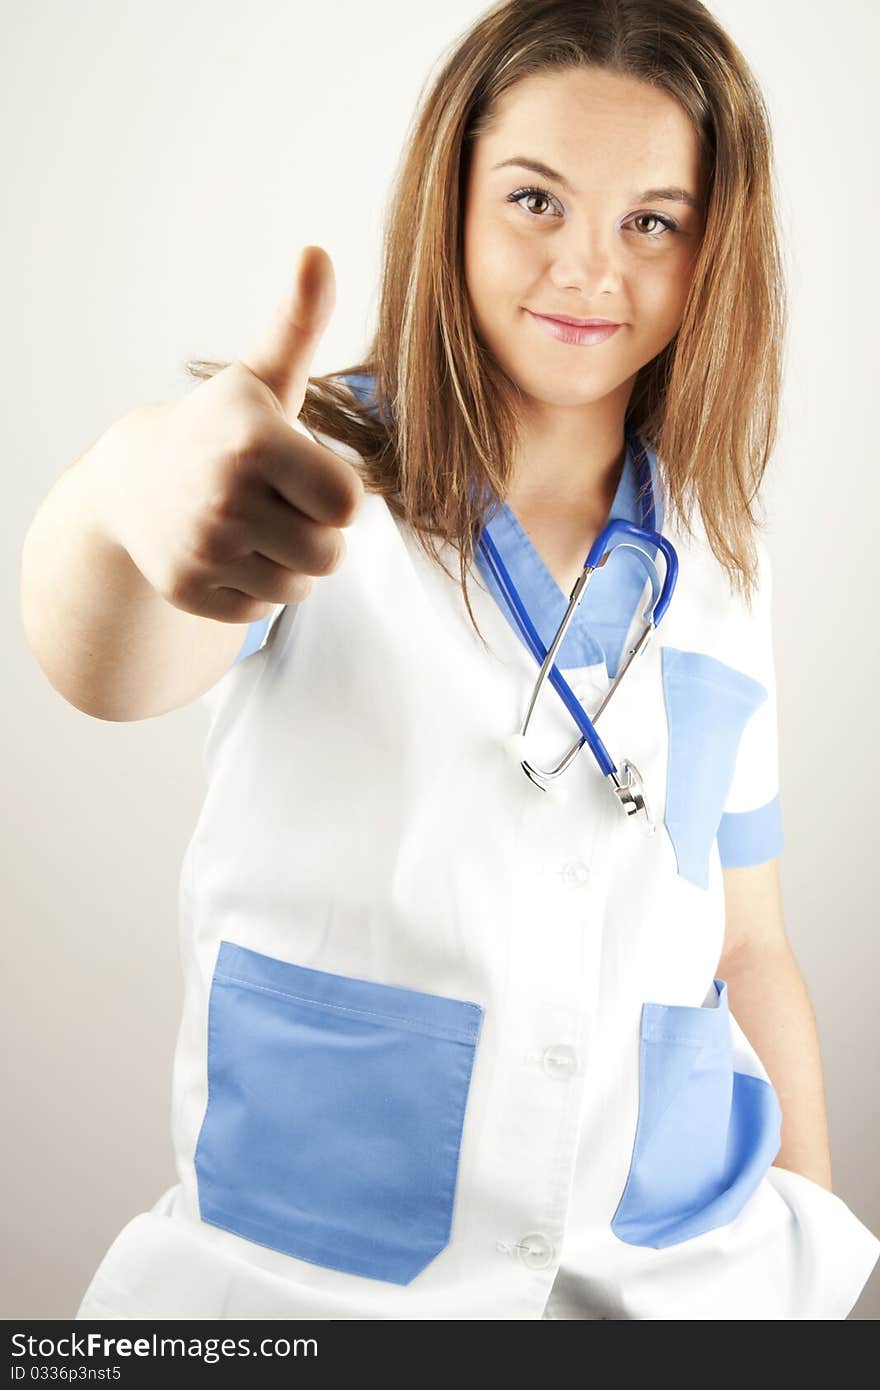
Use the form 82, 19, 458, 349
611, 980, 782, 1248
194, 940, 484, 1285
660, 648, 768, 889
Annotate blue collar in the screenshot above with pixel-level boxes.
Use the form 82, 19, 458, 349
475, 436, 665, 678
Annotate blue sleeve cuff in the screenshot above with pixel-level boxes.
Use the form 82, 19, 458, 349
717, 794, 784, 868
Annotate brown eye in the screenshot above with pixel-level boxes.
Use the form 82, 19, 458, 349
630, 212, 678, 237
507, 185, 562, 218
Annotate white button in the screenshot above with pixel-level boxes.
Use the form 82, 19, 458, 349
516, 1232, 555, 1269
561, 860, 590, 886
542, 1044, 578, 1078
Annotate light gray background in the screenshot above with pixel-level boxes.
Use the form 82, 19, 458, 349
4, 0, 878, 1319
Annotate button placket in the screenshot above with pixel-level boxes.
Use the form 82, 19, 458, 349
515, 1231, 555, 1270
499, 711, 612, 1282
542, 1043, 579, 1078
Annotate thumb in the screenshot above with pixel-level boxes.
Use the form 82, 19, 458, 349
237, 245, 336, 422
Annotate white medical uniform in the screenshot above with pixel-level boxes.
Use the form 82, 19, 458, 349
74, 374, 880, 1320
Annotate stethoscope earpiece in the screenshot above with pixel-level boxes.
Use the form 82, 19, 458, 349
503, 732, 529, 764
503, 732, 571, 804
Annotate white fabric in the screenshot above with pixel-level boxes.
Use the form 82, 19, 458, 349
75, 449, 879, 1320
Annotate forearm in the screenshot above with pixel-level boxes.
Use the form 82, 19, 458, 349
20, 405, 245, 721
720, 939, 833, 1191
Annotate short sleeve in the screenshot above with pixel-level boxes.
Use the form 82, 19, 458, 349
715, 538, 785, 868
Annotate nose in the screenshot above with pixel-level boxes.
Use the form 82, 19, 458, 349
547, 224, 624, 296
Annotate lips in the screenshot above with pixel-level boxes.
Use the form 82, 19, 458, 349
537, 313, 621, 327
525, 309, 622, 347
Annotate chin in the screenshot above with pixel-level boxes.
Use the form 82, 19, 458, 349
513, 365, 617, 403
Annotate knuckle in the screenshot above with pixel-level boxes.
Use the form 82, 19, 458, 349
335, 474, 365, 526
230, 594, 275, 623
226, 427, 266, 483
288, 573, 316, 603
164, 565, 202, 611
188, 518, 229, 565
191, 501, 248, 562
312, 531, 344, 576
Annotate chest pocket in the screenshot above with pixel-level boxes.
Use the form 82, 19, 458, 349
660, 647, 767, 890
194, 940, 484, 1285
611, 979, 783, 1247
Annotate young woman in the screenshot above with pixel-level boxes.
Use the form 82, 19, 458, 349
24, 0, 879, 1319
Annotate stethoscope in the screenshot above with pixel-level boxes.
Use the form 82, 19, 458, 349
477, 430, 679, 830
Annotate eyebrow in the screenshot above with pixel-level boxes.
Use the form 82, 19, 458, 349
490, 156, 702, 210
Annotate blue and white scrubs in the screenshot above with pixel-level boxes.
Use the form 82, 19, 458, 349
75, 374, 880, 1320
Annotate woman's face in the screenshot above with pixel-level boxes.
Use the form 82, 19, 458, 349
463, 67, 706, 413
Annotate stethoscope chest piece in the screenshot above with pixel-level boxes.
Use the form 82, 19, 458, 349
612, 758, 656, 835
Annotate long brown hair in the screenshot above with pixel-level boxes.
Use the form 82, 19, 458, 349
186, 0, 787, 643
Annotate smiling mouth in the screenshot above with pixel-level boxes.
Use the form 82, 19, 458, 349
524, 309, 624, 346
531, 311, 622, 327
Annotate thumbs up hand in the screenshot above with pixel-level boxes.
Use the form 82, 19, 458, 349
96, 246, 366, 623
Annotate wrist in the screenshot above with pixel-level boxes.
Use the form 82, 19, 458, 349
72, 402, 171, 561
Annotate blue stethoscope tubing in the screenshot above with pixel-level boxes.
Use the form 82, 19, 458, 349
476, 430, 678, 781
